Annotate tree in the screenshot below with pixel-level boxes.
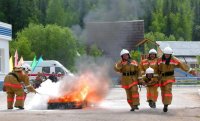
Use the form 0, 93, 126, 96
46, 0, 65, 26
37, 0, 49, 25
0, 0, 39, 37
149, 0, 166, 33
14, 23, 78, 71
10, 37, 35, 60
191, 0, 200, 41
130, 50, 141, 62
145, 32, 176, 41
163, 0, 194, 40
193, 25, 200, 41
88, 44, 102, 57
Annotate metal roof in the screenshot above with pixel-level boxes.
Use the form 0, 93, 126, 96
156, 41, 200, 56
177, 57, 197, 63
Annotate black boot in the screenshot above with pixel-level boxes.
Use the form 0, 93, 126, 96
163, 105, 168, 112
148, 100, 153, 108
130, 105, 139, 111
133, 105, 139, 110
135, 105, 139, 110
130, 108, 135, 111
151, 102, 156, 108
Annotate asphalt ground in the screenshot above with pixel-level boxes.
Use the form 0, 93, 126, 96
0, 86, 200, 121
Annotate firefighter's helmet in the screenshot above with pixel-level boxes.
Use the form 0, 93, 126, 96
13, 66, 23, 72
149, 49, 157, 54
120, 49, 130, 56
21, 63, 31, 72
145, 67, 154, 74
163, 47, 173, 54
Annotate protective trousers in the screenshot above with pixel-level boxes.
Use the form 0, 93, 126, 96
125, 85, 140, 108
146, 86, 158, 102
6, 87, 25, 109
161, 83, 173, 105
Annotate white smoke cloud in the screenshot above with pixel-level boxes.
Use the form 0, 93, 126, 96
26, 79, 61, 110
27, 56, 112, 110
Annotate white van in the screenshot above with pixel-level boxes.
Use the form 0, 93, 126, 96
24, 60, 71, 80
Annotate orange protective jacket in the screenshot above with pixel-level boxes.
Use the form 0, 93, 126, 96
158, 56, 190, 86
114, 59, 139, 89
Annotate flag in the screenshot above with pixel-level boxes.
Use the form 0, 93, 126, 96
14, 50, 18, 66
32, 56, 43, 71
18, 56, 24, 66
31, 56, 37, 71
9, 56, 13, 72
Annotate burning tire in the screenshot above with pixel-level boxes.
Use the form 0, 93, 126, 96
47, 101, 87, 109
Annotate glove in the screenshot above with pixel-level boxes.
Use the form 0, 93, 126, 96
115, 60, 123, 70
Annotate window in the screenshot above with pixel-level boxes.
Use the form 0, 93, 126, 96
42, 67, 50, 73
55, 67, 65, 74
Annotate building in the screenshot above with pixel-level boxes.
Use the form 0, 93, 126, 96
86, 20, 144, 79
0, 22, 12, 82
86, 20, 144, 61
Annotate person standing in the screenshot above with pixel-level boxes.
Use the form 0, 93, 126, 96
114, 49, 140, 111
34, 72, 44, 88
3, 65, 37, 110
3, 67, 26, 109
158, 47, 196, 112
139, 49, 159, 108
48, 72, 58, 82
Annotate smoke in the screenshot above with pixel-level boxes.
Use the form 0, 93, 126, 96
72, 0, 148, 43
27, 56, 112, 110
71, 0, 149, 62
74, 56, 113, 102
84, 0, 145, 22
27, 0, 151, 110
26, 79, 61, 110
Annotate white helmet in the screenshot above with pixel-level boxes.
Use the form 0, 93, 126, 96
149, 49, 157, 54
120, 49, 129, 56
21, 63, 31, 72
145, 67, 154, 74
163, 47, 173, 54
